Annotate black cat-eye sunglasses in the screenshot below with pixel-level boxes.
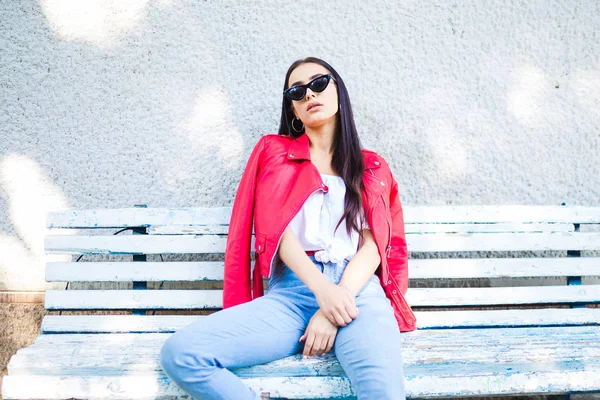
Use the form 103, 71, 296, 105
283, 74, 337, 101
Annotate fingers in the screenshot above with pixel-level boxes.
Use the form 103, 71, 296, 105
345, 301, 359, 319
303, 333, 334, 358
323, 336, 334, 355
324, 311, 340, 326
302, 331, 316, 359
331, 301, 358, 327
340, 284, 358, 315
309, 336, 326, 357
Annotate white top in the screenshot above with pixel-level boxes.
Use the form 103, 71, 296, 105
288, 173, 370, 267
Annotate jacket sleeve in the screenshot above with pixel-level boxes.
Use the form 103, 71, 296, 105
222, 136, 267, 309
387, 167, 410, 296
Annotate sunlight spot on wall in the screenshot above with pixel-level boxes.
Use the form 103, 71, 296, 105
184, 86, 243, 165
40, 0, 149, 47
507, 65, 548, 127
0, 154, 71, 289
429, 123, 468, 181
573, 68, 600, 117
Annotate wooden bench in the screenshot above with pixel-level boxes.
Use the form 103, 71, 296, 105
3, 204, 600, 399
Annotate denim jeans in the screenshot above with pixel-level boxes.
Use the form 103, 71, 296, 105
159, 254, 406, 400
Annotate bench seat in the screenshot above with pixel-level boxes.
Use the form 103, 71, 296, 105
3, 205, 600, 399
4, 325, 600, 399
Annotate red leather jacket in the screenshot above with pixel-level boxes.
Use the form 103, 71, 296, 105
223, 132, 417, 332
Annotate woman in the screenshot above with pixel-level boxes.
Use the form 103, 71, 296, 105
160, 57, 417, 400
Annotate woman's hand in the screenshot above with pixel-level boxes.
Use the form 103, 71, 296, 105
314, 282, 358, 327
299, 309, 339, 358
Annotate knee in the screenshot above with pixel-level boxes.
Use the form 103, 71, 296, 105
159, 332, 213, 377
159, 333, 183, 376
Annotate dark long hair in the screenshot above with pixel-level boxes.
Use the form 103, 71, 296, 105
277, 57, 367, 238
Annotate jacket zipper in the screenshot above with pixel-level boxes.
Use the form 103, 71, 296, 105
369, 168, 392, 284
268, 184, 324, 278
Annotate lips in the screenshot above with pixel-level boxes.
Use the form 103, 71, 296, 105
307, 102, 323, 111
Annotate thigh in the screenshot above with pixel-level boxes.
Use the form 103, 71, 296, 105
161, 293, 308, 369
333, 282, 406, 399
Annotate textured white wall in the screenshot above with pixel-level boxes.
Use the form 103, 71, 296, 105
0, 0, 598, 290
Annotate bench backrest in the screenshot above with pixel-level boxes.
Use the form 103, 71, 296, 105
43, 205, 600, 332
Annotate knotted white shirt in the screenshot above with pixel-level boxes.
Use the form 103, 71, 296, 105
288, 173, 369, 268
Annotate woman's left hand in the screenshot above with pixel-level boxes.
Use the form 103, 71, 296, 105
299, 308, 339, 358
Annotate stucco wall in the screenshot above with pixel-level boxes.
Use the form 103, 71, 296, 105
1, 0, 598, 291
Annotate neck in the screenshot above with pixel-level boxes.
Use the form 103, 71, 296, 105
304, 119, 336, 158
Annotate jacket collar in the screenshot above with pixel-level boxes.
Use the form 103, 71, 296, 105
286, 132, 311, 161
286, 132, 382, 170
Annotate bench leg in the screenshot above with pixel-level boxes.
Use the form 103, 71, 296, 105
260, 391, 270, 399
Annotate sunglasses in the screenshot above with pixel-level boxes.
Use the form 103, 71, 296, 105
283, 74, 337, 101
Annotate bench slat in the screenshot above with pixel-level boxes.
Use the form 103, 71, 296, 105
28, 325, 600, 346
45, 257, 600, 282
410, 257, 600, 279
407, 232, 600, 252
39, 308, 600, 334
44, 285, 600, 310
16, 326, 600, 367
47, 205, 600, 228
410, 285, 600, 307
406, 205, 600, 224
45, 261, 225, 282
47, 207, 233, 228
2, 375, 354, 399
149, 222, 576, 235
45, 232, 600, 255
11, 332, 600, 373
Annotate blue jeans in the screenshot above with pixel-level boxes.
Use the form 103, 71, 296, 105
159, 255, 406, 400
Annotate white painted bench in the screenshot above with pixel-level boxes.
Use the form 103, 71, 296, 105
3, 205, 600, 399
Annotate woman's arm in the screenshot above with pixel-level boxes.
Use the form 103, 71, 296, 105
277, 226, 331, 294
338, 229, 381, 296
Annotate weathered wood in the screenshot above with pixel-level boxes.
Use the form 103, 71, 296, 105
149, 222, 576, 235
45, 261, 226, 282
409, 257, 600, 279
43, 285, 600, 310
406, 205, 600, 224
27, 325, 600, 347
4, 325, 600, 398
44, 232, 600, 255
408, 285, 600, 307
46, 205, 600, 228
406, 232, 600, 252
5, 369, 600, 400
11, 326, 600, 370
38, 308, 600, 334
45, 257, 600, 282
47, 207, 233, 229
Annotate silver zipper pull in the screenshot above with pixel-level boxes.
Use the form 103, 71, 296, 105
386, 245, 391, 257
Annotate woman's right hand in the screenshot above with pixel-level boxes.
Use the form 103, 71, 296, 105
314, 282, 358, 326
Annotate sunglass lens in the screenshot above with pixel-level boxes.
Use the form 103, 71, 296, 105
287, 87, 305, 100
310, 75, 329, 92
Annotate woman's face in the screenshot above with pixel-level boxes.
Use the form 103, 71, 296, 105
287, 63, 339, 130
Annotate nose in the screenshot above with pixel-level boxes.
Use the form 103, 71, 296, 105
305, 88, 317, 100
